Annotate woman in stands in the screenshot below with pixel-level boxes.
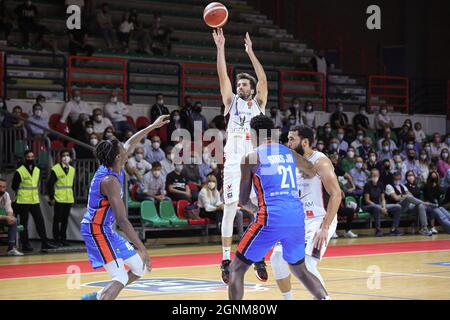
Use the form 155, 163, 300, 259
198, 174, 224, 229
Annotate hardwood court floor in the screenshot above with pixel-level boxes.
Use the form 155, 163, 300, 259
0, 235, 450, 300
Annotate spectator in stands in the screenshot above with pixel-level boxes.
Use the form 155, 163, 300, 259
180, 95, 193, 122
0, 0, 13, 45
126, 147, 152, 184
47, 150, 75, 247
288, 97, 301, 118
310, 49, 328, 76
424, 171, 446, 234
69, 112, 91, 141
68, 25, 94, 57
316, 140, 326, 154
349, 157, 369, 196
269, 106, 283, 129
392, 155, 405, 182
14, 0, 47, 47
117, 12, 134, 53
129, 8, 152, 54
26, 103, 49, 137
380, 159, 394, 186
330, 102, 348, 130
318, 122, 333, 147
102, 126, 116, 141
338, 193, 359, 238
142, 135, 165, 164
166, 162, 192, 202
199, 148, 213, 183
413, 122, 426, 144
75, 130, 96, 159
366, 151, 378, 172
401, 132, 421, 158
418, 150, 431, 186
376, 106, 394, 131
404, 170, 422, 199
182, 153, 202, 197
358, 137, 374, 161
353, 105, 371, 132
150, 93, 170, 122
96, 2, 114, 50
340, 147, 356, 172
190, 101, 208, 133
150, 13, 173, 56
336, 128, 349, 152
328, 137, 343, 157
377, 127, 398, 152
167, 110, 184, 143
161, 146, 175, 182
0, 178, 24, 256
331, 154, 356, 195
104, 92, 135, 135
12, 151, 57, 252
437, 149, 450, 178
402, 149, 420, 179
430, 133, 446, 159
137, 162, 167, 204
198, 174, 224, 223
351, 130, 365, 150
2, 105, 25, 130
302, 100, 316, 128
92, 108, 113, 136
363, 168, 402, 237
397, 124, 411, 148
60, 90, 90, 125
378, 139, 394, 162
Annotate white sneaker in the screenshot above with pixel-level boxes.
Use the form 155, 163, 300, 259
344, 230, 359, 238
331, 232, 339, 239
7, 248, 24, 256
431, 227, 438, 234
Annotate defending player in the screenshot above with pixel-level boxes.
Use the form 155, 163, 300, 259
80, 115, 170, 300
212, 27, 269, 284
228, 115, 332, 300
270, 126, 341, 300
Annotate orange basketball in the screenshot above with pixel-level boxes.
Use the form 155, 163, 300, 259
203, 2, 228, 28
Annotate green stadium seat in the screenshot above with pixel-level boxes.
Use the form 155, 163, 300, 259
140, 201, 170, 227
159, 200, 189, 226
0, 208, 24, 233
14, 140, 27, 159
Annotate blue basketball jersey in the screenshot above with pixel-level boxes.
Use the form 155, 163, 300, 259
82, 165, 124, 227
252, 143, 304, 227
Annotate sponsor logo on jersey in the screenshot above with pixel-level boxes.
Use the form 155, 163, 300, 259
84, 278, 268, 293
306, 210, 314, 218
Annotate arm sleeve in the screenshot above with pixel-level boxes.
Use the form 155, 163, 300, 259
46, 170, 57, 200
385, 185, 394, 196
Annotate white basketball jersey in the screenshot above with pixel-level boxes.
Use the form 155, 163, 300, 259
297, 151, 328, 219
224, 95, 262, 164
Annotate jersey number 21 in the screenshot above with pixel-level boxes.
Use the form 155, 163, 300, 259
278, 165, 295, 189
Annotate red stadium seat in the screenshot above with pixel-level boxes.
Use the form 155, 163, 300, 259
136, 116, 150, 130
49, 113, 62, 130
67, 142, 76, 149
51, 140, 64, 149
55, 122, 69, 135
131, 184, 138, 201
126, 116, 136, 128
188, 182, 199, 191
176, 199, 207, 225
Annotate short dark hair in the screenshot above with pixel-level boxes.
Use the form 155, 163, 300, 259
393, 172, 401, 178
60, 149, 70, 157
0, 178, 7, 183
152, 161, 162, 169
236, 73, 257, 92
250, 115, 275, 139
156, 93, 164, 99
24, 150, 33, 157
94, 139, 120, 167
290, 125, 314, 146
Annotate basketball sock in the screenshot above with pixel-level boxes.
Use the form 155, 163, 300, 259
222, 247, 231, 261
282, 291, 294, 300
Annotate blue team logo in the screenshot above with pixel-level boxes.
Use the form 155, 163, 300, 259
83, 278, 269, 293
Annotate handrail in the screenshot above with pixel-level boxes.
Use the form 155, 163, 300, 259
368, 75, 409, 113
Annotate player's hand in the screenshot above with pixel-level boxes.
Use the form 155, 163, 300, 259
151, 115, 170, 129
244, 32, 253, 53
138, 249, 152, 272
213, 28, 225, 49
313, 227, 329, 250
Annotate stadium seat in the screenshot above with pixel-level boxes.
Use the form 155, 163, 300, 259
136, 116, 151, 130
188, 182, 199, 191
51, 140, 64, 149
49, 113, 62, 130
159, 200, 189, 226
126, 116, 136, 129
140, 201, 170, 227
128, 186, 141, 210
176, 200, 207, 225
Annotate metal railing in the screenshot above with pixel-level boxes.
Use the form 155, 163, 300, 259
73, 159, 98, 203
368, 75, 409, 113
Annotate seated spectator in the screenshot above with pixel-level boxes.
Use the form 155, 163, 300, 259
208, 160, 223, 193
376, 106, 394, 131
400, 134, 421, 159
353, 105, 371, 133
70, 113, 91, 141
357, 137, 374, 161
150, 93, 170, 122
418, 150, 431, 186
137, 162, 167, 204
182, 153, 203, 196
336, 128, 349, 153
392, 155, 405, 182
269, 106, 283, 129
351, 130, 365, 150
318, 122, 333, 146
397, 124, 411, 147
331, 154, 356, 195
14, 0, 48, 47
144, 135, 165, 164
96, 2, 114, 50
68, 25, 94, 57
338, 192, 359, 238
366, 151, 378, 171
328, 137, 346, 158
161, 146, 175, 181
315, 140, 326, 154
330, 102, 348, 130
340, 147, 356, 172
150, 13, 173, 56
378, 139, 394, 162
424, 172, 449, 234
377, 127, 398, 152
404, 170, 422, 199
363, 169, 402, 237
0, 178, 24, 256
302, 100, 317, 128
281, 115, 297, 136
402, 149, 420, 179
92, 108, 113, 137
0, 0, 13, 45
198, 174, 224, 223
104, 92, 135, 135
166, 163, 192, 202
380, 159, 394, 186
117, 12, 134, 53
190, 101, 208, 133
26, 103, 49, 136
437, 149, 450, 178
385, 172, 432, 236
102, 126, 116, 141
349, 157, 369, 196
199, 148, 213, 183
121, 129, 134, 143
167, 110, 184, 143
76, 132, 97, 159
430, 133, 446, 159
210, 105, 226, 131
126, 147, 152, 184
414, 122, 426, 144
60, 90, 90, 125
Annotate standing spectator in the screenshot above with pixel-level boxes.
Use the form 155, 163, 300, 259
92, 108, 113, 136
150, 13, 173, 56
60, 90, 90, 125
0, 178, 24, 256
144, 135, 165, 164
376, 106, 395, 131
340, 147, 356, 172
96, 2, 114, 50
353, 105, 371, 132
310, 49, 328, 76
14, 0, 47, 47
2, 105, 25, 129
363, 169, 402, 237
117, 12, 134, 53
150, 93, 170, 122
349, 157, 369, 196
165, 163, 192, 202
126, 147, 152, 184
413, 122, 426, 144
330, 102, 348, 130
12, 151, 57, 252
190, 101, 208, 133
103, 92, 135, 135
377, 128, 398, 152
68, 26, 94, 57
160, 146, 175, 182
269, 106, 283, 129
437, 149, 450, 178
47, 150, 75, 247
0, 0, 13, 44
136, 162, 167, 205
73, 120, 93, 145
198, 174, 224, 223
302, 100, 317, 128
26, 103, 49, 137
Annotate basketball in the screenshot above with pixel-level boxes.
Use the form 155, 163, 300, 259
203, 2, 228, 28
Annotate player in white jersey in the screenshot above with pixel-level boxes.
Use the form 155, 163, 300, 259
270, 126, 341, 300
212, 28, 268, 284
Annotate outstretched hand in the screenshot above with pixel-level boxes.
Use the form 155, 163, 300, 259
152, 115, 170, 129
212, 28, 225, 49
244, 32, 253, 53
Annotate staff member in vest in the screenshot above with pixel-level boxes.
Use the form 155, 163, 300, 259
12, 151, 56, 252
47, 150, 75, 247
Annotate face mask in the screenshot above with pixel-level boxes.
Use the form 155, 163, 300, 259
208, 182, 216, 190
152, 142, 160, 150
420, 154, 427, 161
34, 110, 42, 117
86, 127, 94, 135
355, 163, 363, 169
330, 143, 338, 150
372, 177, 379, 184
357, 135, 364, 142
407, 176, 415, 184
307, 106, 313, 112
90, 139, 98, 146
325, 128, 331, 134
317, 144, 324, 151
110, 97, 118, 103
407, 144, 414, 150
135, 154, 143, 162
95, 115, 103, 122
152, 171, 161, 178
167, 153, 174, 161
62, 156, 71, 164
203, 154, 210, 164
370, 156, 377, 163
443, 153, 449, 159
211, 162, 218, 170
26, 159, 35, 167
347, 151, 355, 159
289, 119, 296, 125
396, 163, 402, 169
337, 107, 344, 113
394, 180, 401, 186
425, 146, 431, 153
381, 109, 387, 115
173, 115, 180, 122
0, 191, 4, 197
157, 100, 164, 106
337, 134, 344, 141
293, 103, 300, 109
383, 146, 389, 152
175, 165, 183, 173
105, 132, 113, 139
74, 96, 81, 103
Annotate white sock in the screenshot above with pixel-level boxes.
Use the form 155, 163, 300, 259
222, 247, 231, 260
282, 291, 294, 300
96, 289, 104, 300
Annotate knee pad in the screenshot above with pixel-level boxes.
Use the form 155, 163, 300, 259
221, 202, 238, 237
270, 244, 291, 280
125, 254, 146, 278
104, 259, 128, 286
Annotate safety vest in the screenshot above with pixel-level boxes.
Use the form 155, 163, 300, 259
16, 165, 40, 204
52, 164, 75, 204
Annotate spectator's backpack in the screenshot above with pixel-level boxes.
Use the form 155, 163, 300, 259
185, 203, 201, 220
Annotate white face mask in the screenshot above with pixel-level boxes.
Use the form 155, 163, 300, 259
95, 115, 103, 122
443, 153, 449, 159
381, 109, 387, 115
34, 110, 42, 117
370, 156, 377, 163
135, 154, 143, 162
110, 97, 118, 103
325, 128, 331, 134
372, 177, 379, 184
420, 154, 427, 161
347, 151, 355, 159
86, 127, 94, 135
152, 142, 160, 150
152, 170, 161, 178
355, 163, 363, 169
211, 162, 218, 170
173, 115, 180, 122
105, 132, 113, 139
62, 156, 71, 164
208, 182, 216, 190
357, 135, 364, 142
74, 96, 81, 103
337, 134, 344, 141
90, 139, 98, 146
175, 165, 183, 172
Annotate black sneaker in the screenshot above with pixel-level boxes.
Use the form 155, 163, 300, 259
375, 229, 383, 237
389, 229, 404, 237
254, 261, 268, 282
22, 243, 34, 252
41, 242, 58, 252
221, 259, 231, 285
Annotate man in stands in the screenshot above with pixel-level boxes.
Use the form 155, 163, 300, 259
150, 93, 170, 122
60, 89, 90, 125
92, 108, 113, 136
353, 106, 371, 133
137, 162, 167, 205
104, 91, 135, 136
126, 147, 152, 184
165, 162, 192, 202
26, 103, 49, 137
144, 135, 165, 164
96, 2, 114, 50
190, 101, 208, 133
330, 102, 348, 130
